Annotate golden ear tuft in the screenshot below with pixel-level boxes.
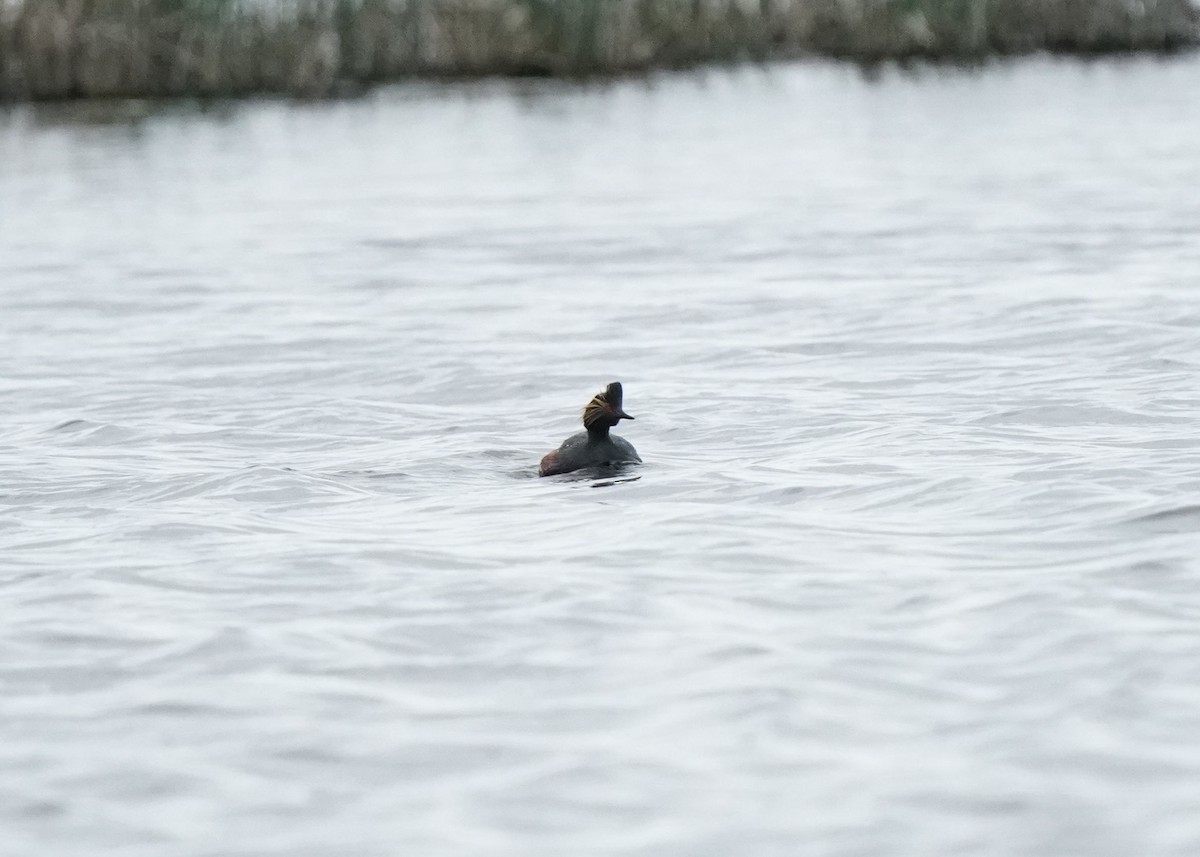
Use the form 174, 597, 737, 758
581, 391, 608, 427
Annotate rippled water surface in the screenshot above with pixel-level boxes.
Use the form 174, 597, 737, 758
4, 56, 1200, 856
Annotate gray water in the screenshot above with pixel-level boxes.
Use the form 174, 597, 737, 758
3, 56, 1200, 857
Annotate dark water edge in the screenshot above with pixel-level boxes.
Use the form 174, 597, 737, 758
1, 0, 1197, 102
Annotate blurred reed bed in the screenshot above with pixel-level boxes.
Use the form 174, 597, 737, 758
1, 0, 1197, 100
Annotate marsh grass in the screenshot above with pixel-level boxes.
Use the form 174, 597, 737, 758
1, 0, 1197, 100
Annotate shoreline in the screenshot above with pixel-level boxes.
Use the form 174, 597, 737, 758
2, 0, 1197, 103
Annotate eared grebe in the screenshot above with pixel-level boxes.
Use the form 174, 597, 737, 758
539, 382, 641, 477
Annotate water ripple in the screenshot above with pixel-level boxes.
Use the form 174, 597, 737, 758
3, 57, 1200, 857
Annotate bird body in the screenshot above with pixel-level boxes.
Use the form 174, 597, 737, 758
539, 382, 641, 477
